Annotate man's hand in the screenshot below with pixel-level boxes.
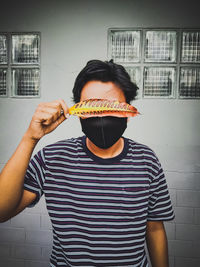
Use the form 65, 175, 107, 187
25, 99, 69, 141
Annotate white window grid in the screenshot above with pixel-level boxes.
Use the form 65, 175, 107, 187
0, 32, 40, 98
108, 28, 200, 99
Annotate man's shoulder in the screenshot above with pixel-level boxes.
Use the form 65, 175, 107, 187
126, 138, 155, 153
43, 136, 83, 153
125, 138, 162, 173
125, 138, 159, 161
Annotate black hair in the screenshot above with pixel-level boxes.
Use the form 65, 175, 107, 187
72, 59, 138, 103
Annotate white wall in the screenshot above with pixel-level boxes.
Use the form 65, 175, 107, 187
0, 0, 200, 266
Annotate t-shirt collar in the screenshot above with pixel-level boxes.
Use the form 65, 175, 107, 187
81, 135, 129, 164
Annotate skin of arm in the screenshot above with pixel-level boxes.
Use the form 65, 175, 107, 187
145, 221, 169, 267
0, 99, 69, 222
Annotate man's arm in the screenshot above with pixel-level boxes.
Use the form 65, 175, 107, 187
145, 221, 169, 267
0, 100, 69, 222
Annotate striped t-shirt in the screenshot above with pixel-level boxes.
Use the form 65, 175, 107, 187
24, 136, 174, 267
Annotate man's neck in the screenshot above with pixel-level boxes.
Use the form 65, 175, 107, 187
86, 137, 124, 159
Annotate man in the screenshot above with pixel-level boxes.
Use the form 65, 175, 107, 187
0, 60, 174, 267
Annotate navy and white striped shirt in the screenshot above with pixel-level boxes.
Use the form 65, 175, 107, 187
24, 136, 174, 267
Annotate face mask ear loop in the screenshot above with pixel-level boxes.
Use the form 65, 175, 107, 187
100, 117, 106, 148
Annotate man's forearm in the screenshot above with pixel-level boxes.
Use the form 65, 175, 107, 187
0, 100, 69, 222
0, 134, 38, 221
146, 221, 169, 267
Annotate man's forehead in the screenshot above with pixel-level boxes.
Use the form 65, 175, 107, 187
80, 81, 126, 102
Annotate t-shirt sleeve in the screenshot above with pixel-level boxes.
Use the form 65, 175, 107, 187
24, 149, 45, 207
147, 162, 175, 221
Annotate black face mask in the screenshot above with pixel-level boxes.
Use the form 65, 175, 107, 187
80, 116, 127, 149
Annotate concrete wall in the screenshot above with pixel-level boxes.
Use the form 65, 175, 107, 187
0, 0, 200, 266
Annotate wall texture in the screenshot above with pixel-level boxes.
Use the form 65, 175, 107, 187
0, 0, 200, 266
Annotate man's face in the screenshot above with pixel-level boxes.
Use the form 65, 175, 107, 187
80, 80, 126, 103
79, 81, 128, 149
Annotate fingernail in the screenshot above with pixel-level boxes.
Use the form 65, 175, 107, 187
65, 113, 70, 119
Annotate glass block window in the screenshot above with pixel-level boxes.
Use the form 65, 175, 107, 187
108, 28, 200, 99
0, 35, 8, 96
11, 68, 40, 97
145, 31, 177, 62
0, 69, 7, 96
179, 67, 200, 98
12, 34, 40, 64
0, 32, 40, 98
0, 35, 7, 64
181, 31, 200, 63
125, 67, 141, 86
109, 30, 141, 63
144, 67, 175, 97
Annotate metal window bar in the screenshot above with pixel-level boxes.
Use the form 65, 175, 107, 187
12, 68, 40, 96
0, 35, 7, 64
109, 31, 140, 62
145, 31, 177, 62
0, 69, 7, 95
181, 32, 200, 63
179, 67, 200, 98
143, 67, 175, 97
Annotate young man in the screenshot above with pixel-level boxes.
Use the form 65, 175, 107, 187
0, 60, 174, 267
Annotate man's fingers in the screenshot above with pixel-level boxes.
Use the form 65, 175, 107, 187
55, 99, 69, 118
31, 100, 69, 132
48, 112, 66, 130
40, 107, 62, 124
34, 100, 69, 124
33, 111, 55, 125
26, 99, 70, 141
